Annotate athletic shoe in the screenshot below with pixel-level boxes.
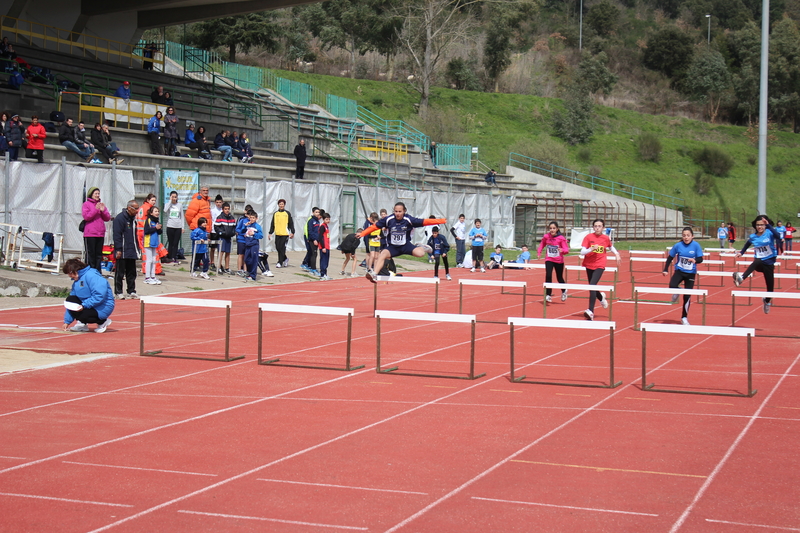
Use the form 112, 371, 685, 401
561, 291, 568, 302
366, 270, 377, 284
310, 270, 319, 276
428, 258, 434, 263
152, 278, 162, 285
95, 318, 112, 333
545, 295, 552, 303
681, 317, 690, 326
200, 272, 210, 279
600, 297, 609, 309
127, 292, 139, 300
480, 268, 485, 273
300, 264, 309, 271
144, 278, 154, 285
340, 270, 345, 275
237, 270, 246, 277
275, 263, 282, 268
671, 293, 679, 303
350, 272, 359, 278
763, 298, 771, 314
433, 276, 439, 281
209, 265, 217, 272
359, 260, 367, 268
583, 309, 594, 321
69, 322, 89, 332
115, 293, 126, 300
320, 275, 331, 281
420, 244, 433, 255
446, 274, 452, 281
283, 259, 289, 267
470, 268, 476, 273
191, 272, 199, 278
733, 273, 743, 286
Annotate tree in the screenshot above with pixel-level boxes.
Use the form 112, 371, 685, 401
281, 8, 317, 69
187, 13, 282, 63
643, 26, 694, 80
553, 83, 595, 145
445, 57, 482, 90
576, 51, 618, 99
683, 50, 731, 123
768, 16, 800, 130
482, 1, 537, 92
585, 0, 620, 38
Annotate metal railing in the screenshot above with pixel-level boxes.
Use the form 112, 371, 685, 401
61, 92, 158, 130
357, 106, 429, 151
437, 144, 472, 171
356, 138, 409, 164
508, 152, 685, 211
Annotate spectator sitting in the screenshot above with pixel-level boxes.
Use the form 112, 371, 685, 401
484, 169, 497, 186
190, 125, 211, 159
150, 85, 166, 104
113, 80, 131, 100
59, 117, 94, 163
75, 121, 94, 154
238, 132, 253, 163
4, 69, 23, 90
91, 123, 123, 164
0, 37, 15, 59
163, 91, 174, 106
225, 130, 242, 160
214, 130, 233, 161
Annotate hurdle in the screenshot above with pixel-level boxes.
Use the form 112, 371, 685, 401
458, 279, 527, 321
374, 310, 485, 380
699, 259, 725, 271
257, 303, 363, 371
731, 291, 800, 335
630, 250, 665, 257
501, 262, 545, 283
373, 276, 439, 313
736, 260, 781, 273
775, 273, 800, 290
696, 270, 745, 289
508, 317, 621, 389
567, 265, 619, 287
640, 322, 757, 397
542, 283, 615, 319
632, 286, 707, 330
139, 296, 244, 362
629, 257, 667, 276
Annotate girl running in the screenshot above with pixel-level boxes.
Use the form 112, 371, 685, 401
580, 219, 621, 320
537, 221, 569, 303
662, 227, 703, 325
733, 215, 781, 314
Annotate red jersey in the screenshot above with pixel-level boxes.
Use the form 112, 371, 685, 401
318, 222, 330, 251
581, 233, 613, 269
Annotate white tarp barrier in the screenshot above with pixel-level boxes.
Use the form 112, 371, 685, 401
103, 97, 168, 125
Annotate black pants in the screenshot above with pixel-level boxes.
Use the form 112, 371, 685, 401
66, 295, 103, 325
275, 235, 289, 265
545, 262, 566, 296
114, 257, 137, 295
149, 132, 164, 155
434, 254, 449, 277
742, 258, 775, 302
84, 236, 104, 271
296, 163, 305, 179
186, 142, 209, 158
669, 270, 696, 318
25, 148, 44, 163
585, 267, 606, 311
167, 227, 181, 261
304, 238, 317, 270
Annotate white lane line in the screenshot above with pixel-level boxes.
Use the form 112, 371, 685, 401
0, 491, 133, 507
0, 455, 26, 460
257, 478, 427, 495
62, 461, 217, 477
705, 518, 800, 531
472, 496, 659, 517
668, 352, 800, 533
176, 510, 367, 530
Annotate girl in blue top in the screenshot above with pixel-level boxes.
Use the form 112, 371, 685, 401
662, 227, 704, 325
733, 215, 781, 314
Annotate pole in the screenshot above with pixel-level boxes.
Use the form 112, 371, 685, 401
706, 15, 711, 47
756, 0, 770, 214
579, 0, 583, 51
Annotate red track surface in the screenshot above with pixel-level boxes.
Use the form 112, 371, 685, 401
2, 254, 799, 532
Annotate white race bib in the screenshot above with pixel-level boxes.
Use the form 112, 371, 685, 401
754, 245, 770, 259
546, 245, 559, 258
678, 257, 693, 269
390, 233, 406, 246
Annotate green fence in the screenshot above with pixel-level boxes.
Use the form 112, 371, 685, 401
327, 95, 358, 119
436, 144, 472, 171
357, 106, 429, 151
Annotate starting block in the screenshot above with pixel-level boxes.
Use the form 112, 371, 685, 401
374, 310, 485, 380
632, 286, 707, 329
139, 297, 244, 362
508, 317, 621, 389
458, 279, 528, 322
542, 283, 615, 319
373, 275, 439, 312
640, 322, 756, 397
257, 303, 363, 371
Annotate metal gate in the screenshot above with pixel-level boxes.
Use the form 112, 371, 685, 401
515, 204, 538, 247
340, 191, 357, 234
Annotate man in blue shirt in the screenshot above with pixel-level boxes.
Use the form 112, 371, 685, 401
113, 81, 131, 100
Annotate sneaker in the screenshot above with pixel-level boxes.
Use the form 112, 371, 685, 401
144, 278, 154, 285
600, 297, 609, 309
191, 272, 199, 278
733, 273, 743, 287
115, 293, 126, 300
583, 309, 594, 321
446, 274, 452, 281
433, 276, 439, 281
152, 278, 162, 285
470, 268, 476, 273
428, 258, 434, 263
69, 322, 89, 332
264, 271, 273, 277
420, 244, 433, 255
359, 260, 367, 268
480, 268, 485, 273
763, 298, 771, 314
366, 270, 377, 284
275, 263, 282, 268
671, 293, 679, 303
283, 259, 289, 268
310, 270, 319, 276
545, 295, 552, 303
340, 271, 345, 275
237, 270, 246, 277
561, 291, 568, 302
200, 272, 210, 279
95, 318, 112, 334
301, 264, 309, 271
350, 272, 359, 278
209, 265, 217, 272
681, 317, 690, 326
127, 292, 139, 300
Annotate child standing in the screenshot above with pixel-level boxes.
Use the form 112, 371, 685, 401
427, 226, 451, 280
235, 204, 253, 276
468, 218, 488, 273
143, 206, 163, 285
191, 218, 210, 279
487, 245, 503, 269
717, 222, 728, 249
727, 222, 737, 249
214, 202, 236, 274
367, 212, 381, 272
785, 221, 795, 251
318, 212, 331, 280
242, 211, 264, 281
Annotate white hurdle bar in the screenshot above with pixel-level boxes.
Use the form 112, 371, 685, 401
630, 250, 665, 256
374, 310, 484, 380
629, 256, 667, 276
542, 283, 615, 319
731, 291, 800, 334
257, 303, 363, 371
500, 262, 545, 283
632, 286, 708, 330
508, 317, 621, 389
373, 275, 440, 313
640, 322, 757, 397
458, 279, 528, 320
139, 296, 243, 362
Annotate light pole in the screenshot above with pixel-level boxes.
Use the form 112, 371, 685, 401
579, 0, 583, 51
706, 15, 711, 47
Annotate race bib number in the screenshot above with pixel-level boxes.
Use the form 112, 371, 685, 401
169, 207, 180, 220
593, 245, 605, 254
678, 257, 693, 269
754, 245, 770, 259
390, 233, 406, 246
546, 245, 560, 258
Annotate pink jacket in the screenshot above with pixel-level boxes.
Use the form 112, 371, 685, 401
82, 197, 111, 238
537, 233, 569, 263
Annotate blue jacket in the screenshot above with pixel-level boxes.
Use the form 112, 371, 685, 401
242, 222, 263, 249
113, 85, 131, 99
191, 227, 208, 254
112, 209, 139, 259
184, 128, 196, 145
235, 215, 249, 240
144, 216, 161, 248
147, 116, 161, 134
64, 266, 115, 323
307, 216, 321, 241
427, 234, 450, 254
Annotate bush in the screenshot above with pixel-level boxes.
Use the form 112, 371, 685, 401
694, 170, 715, 195
693, 146, 734, 176
553, 84, 595, 145
577, 147, 592, 162
747, 154, 757, 165
507, 135, 569, 170
588, 165, 602, 176
772, 163, 786, 174
637, 132, 662, 163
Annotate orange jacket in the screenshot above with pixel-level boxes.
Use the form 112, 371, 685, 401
185, 192, 211, 231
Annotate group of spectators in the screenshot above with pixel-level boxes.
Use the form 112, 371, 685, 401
0, 111, 44, 162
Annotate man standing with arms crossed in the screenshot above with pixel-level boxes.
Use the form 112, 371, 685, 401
450, 213, 467, 267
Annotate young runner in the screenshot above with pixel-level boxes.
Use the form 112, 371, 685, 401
580, 219, 621, 320
427, 226, 452, 280
537, 221, 570, 303
727, 222, 737, 249
662, 227, 704, 325
717, 222, 728, 249
785, 221, 796, 251
733, 215, 781, 314
358, 202, 445, 283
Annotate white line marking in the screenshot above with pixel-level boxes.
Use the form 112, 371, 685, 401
0, 455, 26, 459
668, 351, 800, 533
62, 461, 217, 477
471, 496, 659, 517
705, 519, 800, 531
0, 491, 133, 507
257, 478, 427, 495
176, 510, 368, 530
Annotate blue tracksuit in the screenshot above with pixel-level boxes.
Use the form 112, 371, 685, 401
63, 266, 115, 324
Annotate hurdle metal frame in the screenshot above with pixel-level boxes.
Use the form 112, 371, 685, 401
629, 257, 668, 277
257, 303, 363, 371
459, 279, 527, 322
508, 317, 621, 389
139, 297, 244, 362
375, 310, 485, 380
542, 283, 615, 319
632, 286, 707, 330
569, 265, 619, 287
640, 322, 757, 397
731, 290, 800, 337
373, 276, 439, 313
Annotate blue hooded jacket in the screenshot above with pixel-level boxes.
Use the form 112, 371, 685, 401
64, 266, 115, 323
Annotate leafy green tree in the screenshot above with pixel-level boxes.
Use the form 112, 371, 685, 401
768, 16, 800, 130
187, 13, 282, 63
643, 26, 694, 80
576, 51, 618, 99
482, 1, 537, 92
484, 25, 512, 92
683, 50, 731, 123
445, 57, 483, 90
553, 83, 595, 145
281, 8, 317, 68
683, 0, 751, 31
585, 0, 620, 38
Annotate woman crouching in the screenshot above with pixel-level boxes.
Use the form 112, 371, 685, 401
62, 257, 115, 333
